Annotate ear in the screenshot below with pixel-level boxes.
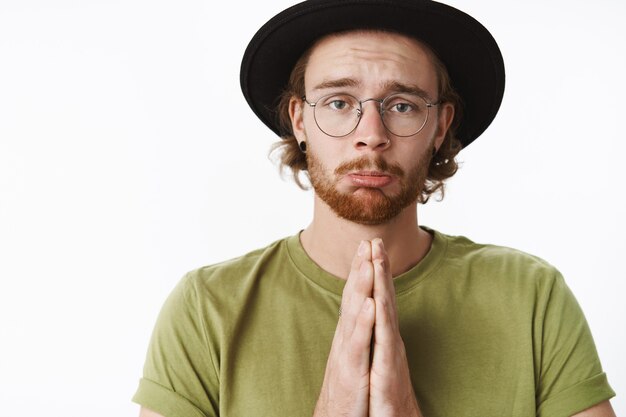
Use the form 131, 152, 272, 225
433, 102, 455, 151
288, 96, 306, 142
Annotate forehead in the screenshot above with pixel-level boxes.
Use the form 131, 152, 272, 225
304, 31, 439, 97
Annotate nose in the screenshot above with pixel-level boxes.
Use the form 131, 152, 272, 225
352, 100, 391, 151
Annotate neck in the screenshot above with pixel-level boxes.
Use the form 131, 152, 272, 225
300, 195, 433, 280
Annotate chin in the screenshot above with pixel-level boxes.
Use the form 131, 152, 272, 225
329, 191, 409, 225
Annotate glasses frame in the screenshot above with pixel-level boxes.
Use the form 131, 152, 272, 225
302, 92, 440, 138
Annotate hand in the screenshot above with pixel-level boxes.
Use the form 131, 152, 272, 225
313, 241, 376, 417
368, 239, 422, 417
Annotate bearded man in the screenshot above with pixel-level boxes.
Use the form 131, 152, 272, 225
133, 1, 616, 416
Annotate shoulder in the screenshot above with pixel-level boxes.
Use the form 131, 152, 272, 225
434, 229, 563, 289
177, 236, 292, 299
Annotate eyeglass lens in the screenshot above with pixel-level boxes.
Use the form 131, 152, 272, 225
312, 93, 430, 137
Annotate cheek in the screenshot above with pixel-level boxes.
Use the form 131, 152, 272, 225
309, 147, 340, 170
396, 143, 430, 163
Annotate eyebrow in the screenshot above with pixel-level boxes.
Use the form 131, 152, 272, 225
381, 81, 434, 102
312, 77, 360, 91
311, 78, 434, 101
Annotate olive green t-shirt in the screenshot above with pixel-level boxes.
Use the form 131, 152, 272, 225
133, 229, 614, 417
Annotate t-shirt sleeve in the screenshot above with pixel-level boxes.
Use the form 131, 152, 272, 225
132, 273, 220, 417
535, 271, 615, 417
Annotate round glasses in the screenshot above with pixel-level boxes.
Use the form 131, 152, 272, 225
302, 92, 439, 138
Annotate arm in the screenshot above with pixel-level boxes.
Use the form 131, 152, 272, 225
132, 274, 219, 417
318, 239, 616, 417
366, 240, 618, 417
571, 400, 616, 417
139, 407, 166, 417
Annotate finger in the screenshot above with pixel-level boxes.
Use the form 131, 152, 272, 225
342, 240, 368, 297
348, 297, 375, 369
344, 256, 374, 338
371, 239, 397, 327
371, 239, 393, 296
340, 241, 373, 337
374, 257, 400, 332
372, 254, 393, 304
347, 241, 373, 300
371, 237, 385, 261
371, 239, 398, 325
371, 238, 389, 269
374, 292, 396, 347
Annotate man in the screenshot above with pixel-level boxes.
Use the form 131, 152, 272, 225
133, 1, 616, 416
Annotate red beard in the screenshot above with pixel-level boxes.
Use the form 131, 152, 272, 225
306, 149, 432, 225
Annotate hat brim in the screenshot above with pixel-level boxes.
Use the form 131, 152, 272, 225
240, 0, 505, 148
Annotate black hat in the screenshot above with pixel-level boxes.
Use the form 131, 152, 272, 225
240, 0, 505, 148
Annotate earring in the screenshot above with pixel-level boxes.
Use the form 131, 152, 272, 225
299, 141, 307, 153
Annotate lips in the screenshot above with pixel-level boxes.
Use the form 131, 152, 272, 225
347, 171, 394, 188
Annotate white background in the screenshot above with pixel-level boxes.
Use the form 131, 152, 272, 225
0, 0, 624, 416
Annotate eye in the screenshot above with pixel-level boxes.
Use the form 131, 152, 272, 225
385, 94, 426, 115
319, 94, 357, 112
329, 100, 348, 110
391, 102, 413, 113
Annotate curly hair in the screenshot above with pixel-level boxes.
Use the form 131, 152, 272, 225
271, 30, 463, 203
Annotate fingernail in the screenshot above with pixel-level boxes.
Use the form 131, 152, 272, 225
358, 241, 366, 256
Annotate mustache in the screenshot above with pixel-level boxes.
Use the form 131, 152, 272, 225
334, 156, 405, 177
